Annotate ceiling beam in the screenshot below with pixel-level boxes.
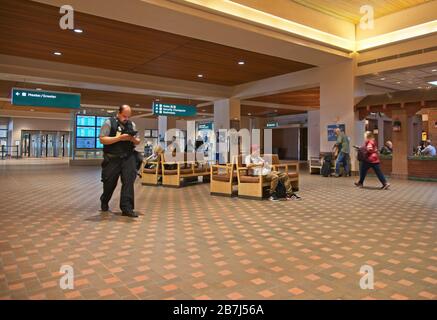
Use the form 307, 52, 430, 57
232, 67, 320, 100
242, 100, 318, 111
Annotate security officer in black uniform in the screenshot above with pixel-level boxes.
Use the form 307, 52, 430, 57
99, 105, 140, 217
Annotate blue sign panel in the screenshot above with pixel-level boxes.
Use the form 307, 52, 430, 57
327, 124, 346, 141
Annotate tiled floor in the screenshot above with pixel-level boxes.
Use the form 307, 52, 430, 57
0, 165, 436, 300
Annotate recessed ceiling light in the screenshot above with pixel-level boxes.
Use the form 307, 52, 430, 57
431, 69, 437, 72
380, 78, 386, 80
53, 52, 62, 56
155, 98, 160, 101
238, 61, 245, 65
418, 86, 422, 89
248, 113, 252, 116
274, 109, 278, 112
73, 29, 83, 33
36, 88, 42, 90
396, 82, 401, 84
202, 109, 206, 112
428, 80, 437, 86
197, 74, 203, 78
234, 117, 238, 120
135, 104, 140, 107
30, 109, 34, 112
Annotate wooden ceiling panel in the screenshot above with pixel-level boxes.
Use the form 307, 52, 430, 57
0, 0, 314, 86
241, 105, 304, 117
251, 88, 320, 107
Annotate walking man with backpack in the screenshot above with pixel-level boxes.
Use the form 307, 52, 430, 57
333, 127, 351, 177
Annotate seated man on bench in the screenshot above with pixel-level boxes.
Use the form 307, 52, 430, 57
245, 145, 301, 201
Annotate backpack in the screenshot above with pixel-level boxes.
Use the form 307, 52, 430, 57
321, 154, 332, 177
275, 180, 287, 199
357, 146, 368, 162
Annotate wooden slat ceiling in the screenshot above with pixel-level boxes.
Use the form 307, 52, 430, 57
195, 87, 320, 117
0, 0, 314, 86
250, 87, 320, 107
291, 0, 432, 23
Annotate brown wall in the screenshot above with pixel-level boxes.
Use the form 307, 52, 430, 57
272, 128, 299, 160
428, 109, 437, 141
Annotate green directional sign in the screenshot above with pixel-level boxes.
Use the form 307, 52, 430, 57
266, 121, 278, 128
198, 122, 213, 130
11, 88, 81, 109
152, 102, 197, 117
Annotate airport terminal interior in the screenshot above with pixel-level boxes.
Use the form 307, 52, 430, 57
0, 0, 436, 300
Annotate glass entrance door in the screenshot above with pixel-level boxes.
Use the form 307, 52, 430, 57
21, 132, 31, 157
21, 130, 71, 158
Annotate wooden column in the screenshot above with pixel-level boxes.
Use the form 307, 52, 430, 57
391, 109, 409, 179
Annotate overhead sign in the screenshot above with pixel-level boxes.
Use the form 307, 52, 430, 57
266, 121, 278, 128
11, 88, 81, 109
152, 102, 197, 117
198, 122, 213, 130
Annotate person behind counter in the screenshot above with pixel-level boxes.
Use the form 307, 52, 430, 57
420, 140, 436, 157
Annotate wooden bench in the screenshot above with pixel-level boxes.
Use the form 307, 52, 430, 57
210, 162, 237, 197
309, 152, 335, 175
161, 152, 210, 187
141, 153, 162, 185
235, 154, 271, 199
236, 154, 300, 199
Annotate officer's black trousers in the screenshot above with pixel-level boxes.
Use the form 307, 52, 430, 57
100, 153, 137, 213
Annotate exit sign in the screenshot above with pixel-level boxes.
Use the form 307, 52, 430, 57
153, 102, 197, 117
11, 88, 81, 109
266, 121, 278, 128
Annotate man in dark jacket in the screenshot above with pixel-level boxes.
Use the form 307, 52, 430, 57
99, 105, 140, 217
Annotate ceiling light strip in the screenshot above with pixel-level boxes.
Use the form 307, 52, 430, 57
356, 20, 437, 51
176, 0, 437, 52
178, 0, 355, 51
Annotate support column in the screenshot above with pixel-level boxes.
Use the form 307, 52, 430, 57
391, 109, 409, 178
307, 110, 320, 159
377, 115, 385, 149
213, 98, 241, 130
319, 59, 366, 172
158, 116, 176, 146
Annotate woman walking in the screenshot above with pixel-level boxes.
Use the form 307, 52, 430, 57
355, 131, 390, 189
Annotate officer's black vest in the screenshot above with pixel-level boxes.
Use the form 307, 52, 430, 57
103, 117, 135, 155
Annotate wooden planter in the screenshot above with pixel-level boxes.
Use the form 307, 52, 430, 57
379, 157, 392, 176
408, 158, 437, 180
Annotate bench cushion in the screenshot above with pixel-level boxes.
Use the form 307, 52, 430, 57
239, 175, 260, 183
212, 174, 231, 182
143, 168, 161, 174
164, 168, 193, 175
287, 172, 298, 179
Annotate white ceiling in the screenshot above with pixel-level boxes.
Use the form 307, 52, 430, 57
363, 63, 437, 91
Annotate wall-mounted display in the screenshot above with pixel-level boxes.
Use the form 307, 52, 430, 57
75, 115, 109, 149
